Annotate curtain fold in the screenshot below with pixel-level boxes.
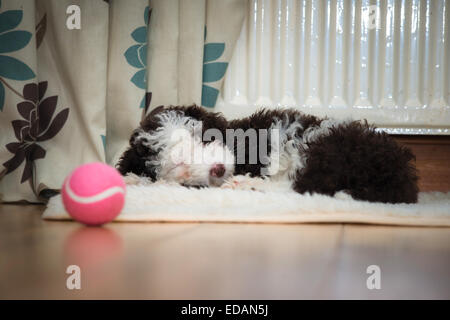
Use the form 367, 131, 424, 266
145, 0, 246, 110
0, 0, 245, 203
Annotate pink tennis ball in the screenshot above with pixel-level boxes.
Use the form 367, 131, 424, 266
61, 162, 126, 226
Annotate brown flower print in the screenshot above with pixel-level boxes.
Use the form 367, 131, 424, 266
2, 81, 69, 183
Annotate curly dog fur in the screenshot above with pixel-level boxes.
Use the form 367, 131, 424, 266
229, 108, 418, 203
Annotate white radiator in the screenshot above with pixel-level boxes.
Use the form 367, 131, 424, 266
216, 0, 450, 134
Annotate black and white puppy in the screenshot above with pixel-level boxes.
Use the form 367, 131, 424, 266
118, 105, 418, 204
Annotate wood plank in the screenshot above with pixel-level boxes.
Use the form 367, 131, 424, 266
328, 224, 450, 299
393, 136, 450, 192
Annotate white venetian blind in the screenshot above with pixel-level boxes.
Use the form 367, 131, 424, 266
216, 0, 450, 134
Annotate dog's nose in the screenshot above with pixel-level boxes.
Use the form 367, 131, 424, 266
210, 163, 225, 178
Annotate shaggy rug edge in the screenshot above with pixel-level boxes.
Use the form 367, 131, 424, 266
42, 178, 450, 227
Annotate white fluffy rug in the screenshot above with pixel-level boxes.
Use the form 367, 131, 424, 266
42, 175, 450, 227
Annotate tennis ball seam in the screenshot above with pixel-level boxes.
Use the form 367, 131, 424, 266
64, 178, 125, 204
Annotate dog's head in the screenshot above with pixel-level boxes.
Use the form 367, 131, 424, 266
118, 106, 234, 187
152, 126, 234, 187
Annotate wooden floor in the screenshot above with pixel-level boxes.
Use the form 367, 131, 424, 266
0, 204, 449, 299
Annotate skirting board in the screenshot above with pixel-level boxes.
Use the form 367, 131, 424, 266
42, 176, 450, 227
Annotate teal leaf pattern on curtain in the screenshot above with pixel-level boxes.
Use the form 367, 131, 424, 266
202, 85, 219, 109
125, 44, 144, 69
124, 6, 151, 108
131, 69, 146, 89
0, 4, 35, 111
201, 26, 228, 108
101, 134, 106, 153
203, 43, 225, 63
131, 26, 147, 43
202, 62, 228, 82
0, 31, 32, 53
2, 81, 69, 183
0, 55, 35, 80
0, 10, 23, 33
0, 81, 4, 108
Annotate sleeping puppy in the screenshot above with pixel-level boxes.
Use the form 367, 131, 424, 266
116, 105, 234, 187
118, 105, 418, 204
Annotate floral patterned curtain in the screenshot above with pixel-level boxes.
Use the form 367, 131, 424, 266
0, 0, 245, 203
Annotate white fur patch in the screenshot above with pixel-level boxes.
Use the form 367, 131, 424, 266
264, 114, 304, 180
265, 116, 351, 180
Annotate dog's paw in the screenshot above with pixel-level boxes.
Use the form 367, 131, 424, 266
123, 173, 141, 185
221, 175, 265, 191
222, 175, 294, 193
334, 190, 353, 201
123, 173, 153, 185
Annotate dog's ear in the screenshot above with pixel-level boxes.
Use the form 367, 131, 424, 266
128, 128, 153, 157
129, 129, 140, 145
117, 128, 151, 175
116, 147, 134, 175
149, 105, 165, 116
116, 146, 147, 176
140, 105, 165, 131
